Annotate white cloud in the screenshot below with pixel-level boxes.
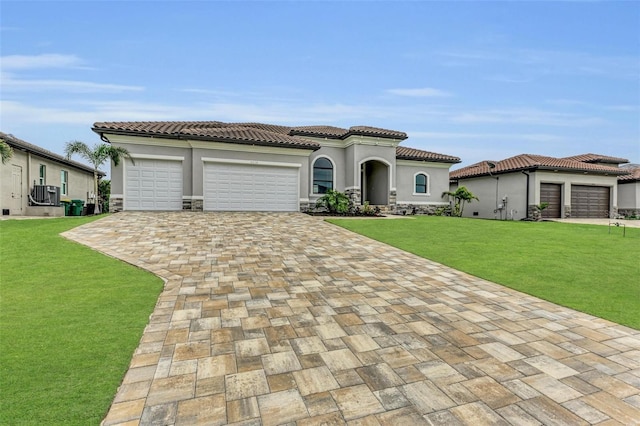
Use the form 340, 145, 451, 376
386, 87, 452, 97
450, 108, 605, 127
1, 75, 144, 93
407, 131, 567, 143
1, 53, 84, 70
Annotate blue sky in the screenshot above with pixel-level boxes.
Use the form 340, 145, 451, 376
2, 0, 639, 171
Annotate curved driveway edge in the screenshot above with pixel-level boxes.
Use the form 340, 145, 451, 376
63, 212, 640, 425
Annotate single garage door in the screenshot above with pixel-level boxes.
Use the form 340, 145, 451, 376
204, 162, 299, 211
125, 159, 183, 210
571, 185, 610, 218
540, 183, 561, 218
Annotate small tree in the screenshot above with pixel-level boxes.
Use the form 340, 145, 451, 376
65, 141, 134, 214
441, 186, 479, 217
0, 139, 13, 164
535, 202, 549, 221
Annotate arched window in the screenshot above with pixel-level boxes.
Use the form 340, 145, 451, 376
415, 173, 428, 194
313, 157, 333, 194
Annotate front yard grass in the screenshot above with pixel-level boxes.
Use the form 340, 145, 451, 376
0, 217, 163, 425
329, 216, 640, 329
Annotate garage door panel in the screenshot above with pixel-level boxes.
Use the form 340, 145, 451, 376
204, 163, 298, 211
126, 160, 183, 211
540, 183, 561, 218
571, 185, 610, 218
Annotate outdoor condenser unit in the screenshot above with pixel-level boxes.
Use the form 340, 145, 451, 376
31, 185, 61, 206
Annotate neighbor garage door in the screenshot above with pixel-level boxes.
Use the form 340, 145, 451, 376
125, 159, 183, 210
571, 185, 610, 218
540, 183, 561, 218
204, 162, 299, 211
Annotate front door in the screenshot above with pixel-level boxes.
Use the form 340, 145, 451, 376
360, 161, 389, 205
11, 165, 23, 215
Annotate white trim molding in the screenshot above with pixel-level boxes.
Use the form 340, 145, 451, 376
130, 153, 185, 161
191, 140, 312, 157
202, 157, 302, 168
396, 201, 449, 206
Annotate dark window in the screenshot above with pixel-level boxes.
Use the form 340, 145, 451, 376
313, 158, 333, 194
415, 173, 428, 193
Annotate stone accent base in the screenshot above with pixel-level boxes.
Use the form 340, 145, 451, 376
109, 197, 123, 213
183, 199, 204, 211
389, 190, 397, 207
393, 204, 443, 216
345, 188, 361, 206
619, 208, 640, 218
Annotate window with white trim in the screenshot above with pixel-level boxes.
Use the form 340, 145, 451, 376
61, 170, 68, 195
313, 157, 333, 194
414, 173, 429, 194
39, 164, 46, 185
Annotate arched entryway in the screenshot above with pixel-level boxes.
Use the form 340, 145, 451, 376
360, 160, 389, 205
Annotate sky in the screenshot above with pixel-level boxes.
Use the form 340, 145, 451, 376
1, 0, 639, 173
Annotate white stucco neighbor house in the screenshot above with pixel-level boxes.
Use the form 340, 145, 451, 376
449, 153, 630, 220
0, 132, 104, 217
91, 121, 460, 213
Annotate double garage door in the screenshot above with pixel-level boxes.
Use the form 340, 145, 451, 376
203, 162, 299, 211
539, 183, 611, 219
125, 159, 299, 211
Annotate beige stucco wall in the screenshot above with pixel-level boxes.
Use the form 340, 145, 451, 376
396, 161, 452, 206
618, 181, 639, 210
1, 149, 96, 216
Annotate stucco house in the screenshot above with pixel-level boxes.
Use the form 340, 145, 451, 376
449, 153, 629, 220
618, 165, 640, 218
0, 132, 104, 217
91, 121, 460, 213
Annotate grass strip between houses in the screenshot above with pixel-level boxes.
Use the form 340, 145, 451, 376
0, 217, 163, 425
329, 216, 640, 330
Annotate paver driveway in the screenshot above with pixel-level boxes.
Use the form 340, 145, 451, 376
63, 212, 640, 426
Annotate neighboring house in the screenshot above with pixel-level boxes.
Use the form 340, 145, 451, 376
449, 153, 629, 220
91, 121, 460, 213
618, 165, 640, 218
0, 132, 104, 217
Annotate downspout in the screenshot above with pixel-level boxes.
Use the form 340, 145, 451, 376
522, 170, 530, 219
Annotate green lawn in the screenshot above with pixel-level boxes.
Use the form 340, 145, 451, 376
329, 216, 640, 329
0, 217, 163, 425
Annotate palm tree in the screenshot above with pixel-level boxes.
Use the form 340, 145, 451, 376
64, 141, 134, 214
441, 186, 479, 217
0, 139, 13, 164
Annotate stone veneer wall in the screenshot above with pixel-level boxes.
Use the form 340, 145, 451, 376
345, 188, 361, 206
393, 204, 440, 215
109, 197, 123, 213
619, 208, 640, 218
182, 199, 203, 211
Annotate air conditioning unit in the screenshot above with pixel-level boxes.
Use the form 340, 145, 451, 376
31, 185, 61, 206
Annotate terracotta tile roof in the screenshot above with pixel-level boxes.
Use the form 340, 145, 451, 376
562, 153, 630, 164
289, 125, 408, 140
93, 121, 410, 150
347, 126, 408, 140
180, 126, 319, 149
618, 166, 640, 182
0, 131, 105, 176
289, 126, 350, 138
93, 121, 320, 150
396, 146, 461, 163
450, 153, 628, 180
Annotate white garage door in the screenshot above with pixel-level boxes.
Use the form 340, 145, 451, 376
204, 162, 299, 211
125, 159, 183, 210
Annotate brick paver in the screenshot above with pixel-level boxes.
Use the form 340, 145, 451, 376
62, 212, 640, 425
